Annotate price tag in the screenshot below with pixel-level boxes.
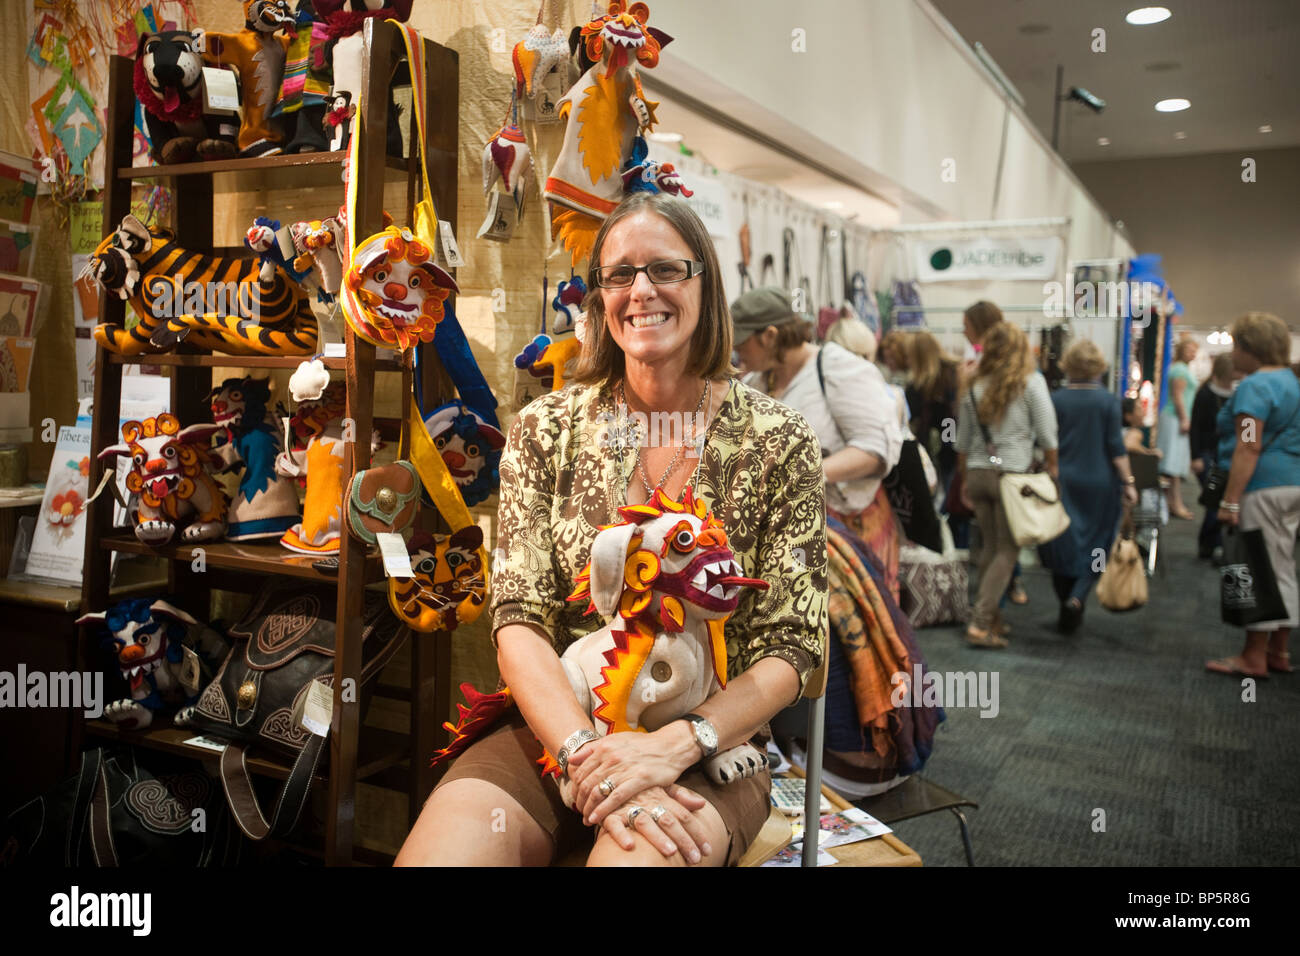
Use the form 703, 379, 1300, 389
437, 219, 465, 268
475, 191, 519, 243
179, 646, 201, 694
534, 70, 565, 125
377, 532, 414, 579
203, 67, 240, 114
323, 342, 347, 358
301, 678, 332, 737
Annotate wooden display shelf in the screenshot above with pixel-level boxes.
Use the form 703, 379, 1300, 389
117, 150, 408, 181
99, 532, 383, 582
107, 352, 407, 371
84, 720, 409, 784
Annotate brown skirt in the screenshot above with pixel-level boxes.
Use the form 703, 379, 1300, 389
435, 708, 772, 866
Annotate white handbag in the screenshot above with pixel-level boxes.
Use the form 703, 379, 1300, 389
998, 472, 1071, 547
968, 391, 1070, 548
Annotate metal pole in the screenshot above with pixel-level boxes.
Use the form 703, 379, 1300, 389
1051, 64, 1064, 151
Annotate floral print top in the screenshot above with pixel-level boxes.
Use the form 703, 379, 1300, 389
491, 379, 828, 695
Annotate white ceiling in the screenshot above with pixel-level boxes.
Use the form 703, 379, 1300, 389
930, 0, 1300, 162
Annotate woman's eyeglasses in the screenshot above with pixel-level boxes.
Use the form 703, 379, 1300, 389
593, 259, 705, 289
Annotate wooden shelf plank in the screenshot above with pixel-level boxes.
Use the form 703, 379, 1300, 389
99, 532, 383, 582
106, 352, 407, 371
116, 151, 408, 180
84, 721, 409, 785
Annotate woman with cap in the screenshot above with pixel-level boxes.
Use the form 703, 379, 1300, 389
397, 194, 827, 867
731, 286, 904, 596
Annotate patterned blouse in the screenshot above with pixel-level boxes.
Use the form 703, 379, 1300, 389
491, 378, 828, 695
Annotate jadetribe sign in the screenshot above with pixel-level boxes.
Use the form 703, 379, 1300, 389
914, 236, 1063, 282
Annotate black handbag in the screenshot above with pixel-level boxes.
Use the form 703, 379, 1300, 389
1, 747, 243, 866
1220, 528, 1288, 627
187, 583, 407, 841
884, 440, 944, 553
1198, 465, 1228, 510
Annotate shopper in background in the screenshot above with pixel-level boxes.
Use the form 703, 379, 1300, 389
1207, 312, 1300, 679
1038, 340, 1137, 634
1157, 337, 1199, 519
961, 299, 1005, 373
955, 321, 1059, 647
904, 330, 960, 495
1189, 352, 1237, 560
732, 287, 904, 598
878, 330, 910, 386
825, 313, 878, 363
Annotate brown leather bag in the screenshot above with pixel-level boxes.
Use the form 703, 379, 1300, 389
345, 460, 422, 546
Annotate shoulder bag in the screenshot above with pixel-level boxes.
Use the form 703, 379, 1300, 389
1095, 534, 1148, 612
967, 391, 1070, 548
186, 582, 407, 840
1199, 394, 1300, 510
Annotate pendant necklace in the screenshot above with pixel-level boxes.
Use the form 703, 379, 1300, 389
618, 378, 711, 498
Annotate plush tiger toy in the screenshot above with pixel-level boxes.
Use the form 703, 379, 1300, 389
85, 214, 317, 356
387, 526, 487, 633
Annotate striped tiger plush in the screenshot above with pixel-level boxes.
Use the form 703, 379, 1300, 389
85, 214, 317, 356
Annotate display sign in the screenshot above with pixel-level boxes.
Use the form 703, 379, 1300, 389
913, 236, 1062, 282
679, 176, 732, 239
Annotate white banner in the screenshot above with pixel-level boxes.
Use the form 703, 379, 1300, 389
913, 236, 1063, 282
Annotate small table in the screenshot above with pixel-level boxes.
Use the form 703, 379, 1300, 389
787, 765, 923, 867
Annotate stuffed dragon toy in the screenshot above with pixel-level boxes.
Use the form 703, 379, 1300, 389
433, 487, 770, 805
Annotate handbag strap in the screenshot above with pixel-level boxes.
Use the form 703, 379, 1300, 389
967, 389, 1002, 471
88, 761, 119, 866
68, 748, 102, 865
219, 734, 326, 841
814, 347, 847, 453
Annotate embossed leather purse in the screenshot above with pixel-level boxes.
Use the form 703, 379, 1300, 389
345, 459, 421, 546
187, 582, 407, 841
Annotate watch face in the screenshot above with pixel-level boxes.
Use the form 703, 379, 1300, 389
695, 719, 718, 751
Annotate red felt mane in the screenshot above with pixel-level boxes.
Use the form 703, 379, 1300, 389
132, 57, 203, 122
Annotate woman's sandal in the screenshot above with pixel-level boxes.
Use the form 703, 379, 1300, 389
1267, 652, 1293, 674
965, 625, 1009, 649
1205, 657, 1268, 679
1007, 584, 1029, 605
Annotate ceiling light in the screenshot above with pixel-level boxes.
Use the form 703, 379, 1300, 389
1126, 7, 1172, 25
1259, 124, 1273, 133
1174, 131, 1187, 139
647, 132, 683, 143
822, 201, 844, 209
1097, 137, 1111, 146
1155, 98, 1190, 112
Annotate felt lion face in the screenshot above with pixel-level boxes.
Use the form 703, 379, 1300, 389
100, 414, 220, 505
343, 226, 459, 350
582, 1, 664, 73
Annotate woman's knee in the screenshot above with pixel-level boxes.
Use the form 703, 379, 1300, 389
395, 778, 551, 866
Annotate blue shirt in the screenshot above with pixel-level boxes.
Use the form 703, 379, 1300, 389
1216, 369, 1300, 492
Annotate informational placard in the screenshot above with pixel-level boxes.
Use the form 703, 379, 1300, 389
24, 424, 92, 584
913, 236, 1063, 282
678, 175, 732, 239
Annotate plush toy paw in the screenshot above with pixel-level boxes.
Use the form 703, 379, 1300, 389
104, 699, 155, 730
135, 519, 177, 545
180, 521, 225, 543
705, 744, 767, 785
158, 137, 199, 165
196, 139, 238, 161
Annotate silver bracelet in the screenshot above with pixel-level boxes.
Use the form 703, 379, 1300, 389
1221, 502, 1240, 513
556, 728, 598, 775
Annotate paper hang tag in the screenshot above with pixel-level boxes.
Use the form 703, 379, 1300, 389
273, 225, 296, 262
179, 646, 201, 694
436, 219, 465, 268
476, 191, 520, 243
202, 67, 240, 115
377, 531, 414, 579
300, 678, 332, 737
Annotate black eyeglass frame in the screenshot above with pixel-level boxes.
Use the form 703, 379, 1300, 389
592, 259, 707, 289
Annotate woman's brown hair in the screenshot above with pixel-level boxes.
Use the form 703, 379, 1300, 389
973, 321, 1035, 424
906, 331, 959, 402
964, 300, 1004, 342
1229, 312, 1291, 367
1061, 338, 1108, 382
571, 193, 736, 387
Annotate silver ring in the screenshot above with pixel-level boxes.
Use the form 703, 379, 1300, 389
598, 778, 615, 798
650, 805, 668, 824
626, 806, 645, 827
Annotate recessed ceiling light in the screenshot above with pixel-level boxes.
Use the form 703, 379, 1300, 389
647, 131, 683, 143
1155, 98, 1190, 112
1097, 137, 1111, 146
822, 201, 844, 210
1174, 131, 1187, 139
1126, 7, 1172, 26
1259, 124, 1273, 133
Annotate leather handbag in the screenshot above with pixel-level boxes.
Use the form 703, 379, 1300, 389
1, 747, 243, 866
187, 582, 407, 841
968, 392, 1070, 548
1096, 535, 1148, 612
346, 459, 421, 546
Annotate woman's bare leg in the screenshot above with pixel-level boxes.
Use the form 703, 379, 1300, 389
395, 779, 553, 866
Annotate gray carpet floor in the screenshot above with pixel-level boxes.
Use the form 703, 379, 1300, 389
884, 515, 1300, 866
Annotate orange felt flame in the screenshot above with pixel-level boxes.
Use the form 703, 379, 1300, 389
591, 623, 656, 734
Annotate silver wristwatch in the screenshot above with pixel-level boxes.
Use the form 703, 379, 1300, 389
556, 728, 598, 776
682, 713, 718, 759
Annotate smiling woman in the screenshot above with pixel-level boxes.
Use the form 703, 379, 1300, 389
395, 193, 828, 868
